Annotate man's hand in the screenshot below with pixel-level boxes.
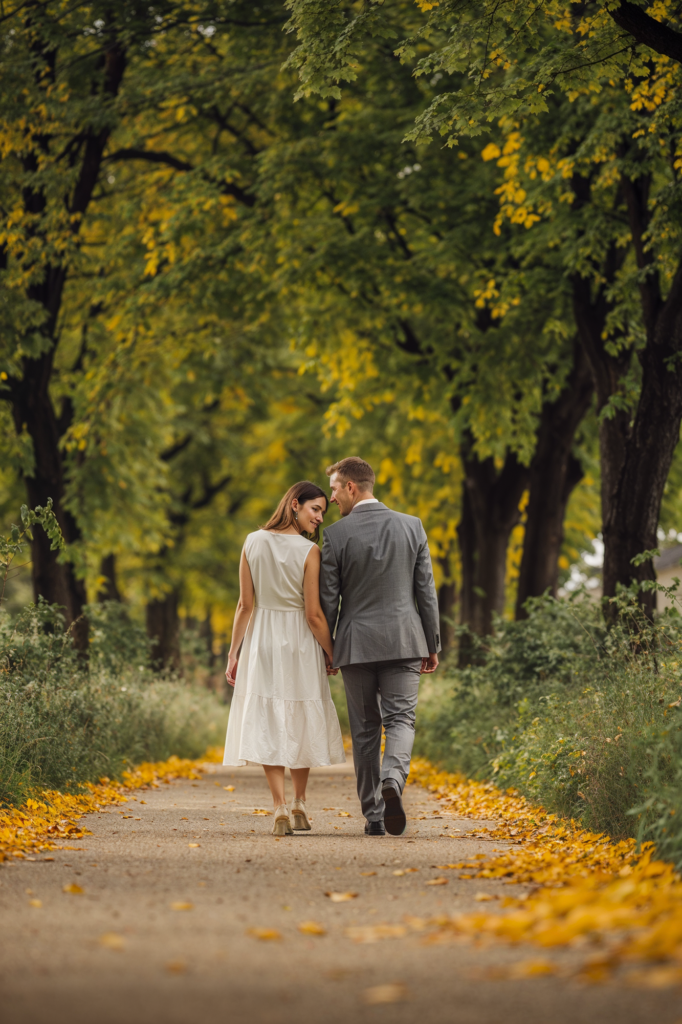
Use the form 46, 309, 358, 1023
325, 652, 339, 676
420, 653, 439, 675
225, 653, 239, 687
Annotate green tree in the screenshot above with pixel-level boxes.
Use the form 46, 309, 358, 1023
285, 0, 682, 618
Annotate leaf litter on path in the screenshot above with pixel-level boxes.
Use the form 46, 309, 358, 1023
0, 752, 221, 863
405, 758, 682, 987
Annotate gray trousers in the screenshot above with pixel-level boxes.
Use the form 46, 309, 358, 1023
341, 658, 421, 823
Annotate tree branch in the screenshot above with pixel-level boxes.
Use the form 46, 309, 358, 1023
609, 0, 682, 65
106, 148, 256, 207
106, 148, 193, 172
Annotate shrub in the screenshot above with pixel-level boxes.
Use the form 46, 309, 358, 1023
414, 595, 682, 866
0, 601, 227, 806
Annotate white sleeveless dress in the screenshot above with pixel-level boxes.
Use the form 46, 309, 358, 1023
223, 530, 345, 768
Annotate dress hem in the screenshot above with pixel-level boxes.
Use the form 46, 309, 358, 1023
221, 756, 347, 769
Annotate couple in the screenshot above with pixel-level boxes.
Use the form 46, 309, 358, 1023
223, 456, 441, 837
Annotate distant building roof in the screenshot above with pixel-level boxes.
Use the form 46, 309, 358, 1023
655, 544, 682, 571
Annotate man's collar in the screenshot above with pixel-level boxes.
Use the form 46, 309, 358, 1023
351, 500, 388, 514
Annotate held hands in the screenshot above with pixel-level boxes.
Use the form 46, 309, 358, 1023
420, 653, 439, 675
225, 653, 239, 687
325, 651, 339, 676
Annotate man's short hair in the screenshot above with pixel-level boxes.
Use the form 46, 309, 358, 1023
326, 456, 375, 491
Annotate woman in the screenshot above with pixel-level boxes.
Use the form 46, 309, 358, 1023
223, 481, 345, 836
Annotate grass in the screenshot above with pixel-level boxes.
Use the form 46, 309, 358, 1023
414, 594, 682, 867
0, 601, 227, 806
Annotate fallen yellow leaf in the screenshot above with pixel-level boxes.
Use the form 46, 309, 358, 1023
99, 932, 125, 951
626, 966, 682, 988
495, 959, 558, 979
170, 901, 193, 911
252, 809, 271, 816
346, 924, 407, 944
224, 785, 235, 791
360, 871, 377, 877
425, 878, 448, 886
63, 883, 84, 895
363, 983, 409, 1005
298, 921, 327, 936
474, 893, 495, 902
29, 898, 42, 908
325, 891, 358, 903
338, 811, 352, 817
188, 843, 200, 848
166, 960, 186, 974
248, 928, 282, 941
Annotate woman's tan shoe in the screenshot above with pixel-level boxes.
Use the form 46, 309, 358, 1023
272, 804, 293, 836
291, 797, 312, 831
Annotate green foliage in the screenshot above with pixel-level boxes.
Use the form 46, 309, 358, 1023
415, 595, 682, 865
284, 0, 681, 142
0, 500, 64, 604
0, 601, 225, 807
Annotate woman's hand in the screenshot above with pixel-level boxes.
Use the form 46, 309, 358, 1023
225, 653, 239, 687
324, 651, 338, 676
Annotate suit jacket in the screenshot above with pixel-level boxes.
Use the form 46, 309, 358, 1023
320, 501, 441, 668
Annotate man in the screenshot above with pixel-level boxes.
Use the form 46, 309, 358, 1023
320, 456, 440, 837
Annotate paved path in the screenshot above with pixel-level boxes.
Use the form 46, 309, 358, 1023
0, 761, 679, 1024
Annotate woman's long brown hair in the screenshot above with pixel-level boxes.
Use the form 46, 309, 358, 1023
262, 481, 328, 542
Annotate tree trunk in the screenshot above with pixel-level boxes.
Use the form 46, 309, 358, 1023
572, 170, 682, 619
10, 357, 89, 649
457, 433, 529, 664
515, 342, 594, 618
2, 34, 127, 652
572, 272, 632, 546
601, 265, 682, 617
146, 590, 181, 671
198, 611, 215, 663
98, 554, 123, 603
437, 553, 457, 656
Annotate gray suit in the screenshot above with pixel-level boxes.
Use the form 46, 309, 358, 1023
320, 501, 441, 822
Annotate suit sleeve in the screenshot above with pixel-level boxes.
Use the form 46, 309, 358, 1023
320, 529, 341, 639
414, 524, 442, 654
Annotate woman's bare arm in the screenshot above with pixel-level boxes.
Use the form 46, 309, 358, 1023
225, 548, 255, 686
303, 545, 335, 666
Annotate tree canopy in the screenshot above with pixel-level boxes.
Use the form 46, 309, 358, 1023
1, 0, 680, 661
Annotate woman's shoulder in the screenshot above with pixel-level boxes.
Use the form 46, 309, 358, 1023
244, 530, 267, 549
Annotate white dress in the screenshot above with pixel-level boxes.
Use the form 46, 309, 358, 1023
223, 530, 345, 768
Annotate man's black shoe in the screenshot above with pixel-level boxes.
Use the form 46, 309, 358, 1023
364, 820, 386, 836
381, 781, 407, 836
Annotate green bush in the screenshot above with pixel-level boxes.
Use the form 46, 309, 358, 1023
0, 600, 227, 807
414, 594, 682, 866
